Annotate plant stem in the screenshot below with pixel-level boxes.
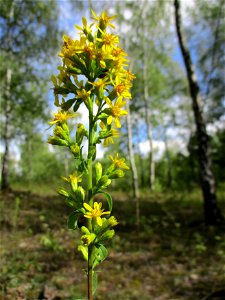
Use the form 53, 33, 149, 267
87, 148, 93, 300
88, 245, 93, 300
87, 97, 94, 300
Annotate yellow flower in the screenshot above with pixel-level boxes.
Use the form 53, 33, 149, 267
58, 35, 77, 58
96, 31, 119, 49
111, 46, 129, 69
75, 17, 94, 36
76, 89, 91, 102
109, 153, 129, 170
99, 121, 119, 147
124, 70, 136, 81
91, 10, 116, 29
83, 202, 110, 226
62, 171, 83, 191
81, 233, 96, 246
49, 110, 77, 125
89, 78, 110, 89
96, 46, 114, 68
89, 78, 110, 98
106, 97, 128, 128
111, 76, 132, 99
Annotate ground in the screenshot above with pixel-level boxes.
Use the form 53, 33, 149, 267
0, 188, 225, 300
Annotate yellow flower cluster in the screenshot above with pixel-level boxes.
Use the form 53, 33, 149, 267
50, 10, 135, 142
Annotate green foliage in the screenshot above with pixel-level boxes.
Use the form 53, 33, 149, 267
17, 134, 63, 185
187, 0, 225, 121
0, 0, 60, 129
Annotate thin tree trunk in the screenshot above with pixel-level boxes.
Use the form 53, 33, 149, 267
134, 121, 145, 188
174, 0, 223, 225
1, 1, 14, 191
142, 5, 155, 191
164, 128, 173, 188
126, 101, 140, 229
1, 69, 12, 191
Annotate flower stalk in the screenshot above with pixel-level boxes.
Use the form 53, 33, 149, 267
48, 10, 134, 299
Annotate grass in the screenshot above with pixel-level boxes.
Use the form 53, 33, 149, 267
0, 187, 225, 300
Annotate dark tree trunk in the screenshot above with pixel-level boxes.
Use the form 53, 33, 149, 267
174, 0, 223, 225
1, 1, 14, 192
1, 68, 12, 191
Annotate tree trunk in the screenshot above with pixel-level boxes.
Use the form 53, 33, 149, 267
142, 7, 155, 191
164, 128, 173, 188
126, 100, 140, 229
1, 1, 14, 191
174, 0, 223, 225
135, 121, 145, 188
1, 68, 12, 191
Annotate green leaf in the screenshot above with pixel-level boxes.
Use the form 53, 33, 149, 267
51, 74, 57, 85
68, 65, 82, 74
93, 271, 98, 296
78, 246, 88, 261
67, 211, 80, 230
73, 100, 82, 112
99, 191, 113, 211
61, 98, 76, 110
93, 244, 108, 268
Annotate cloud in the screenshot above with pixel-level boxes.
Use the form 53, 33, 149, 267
139, 140, 165, 160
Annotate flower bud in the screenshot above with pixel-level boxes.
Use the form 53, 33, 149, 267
70, 143, 80, 157
107, 216, 119, 227
54, 126, 70, 141
57, 187, 70, 198
78, 245, 88, 261
76, 123, 88, 146
81, 226, 90, 235
96, 175, 110, 190
61, 123, 70, 136
98, 229, 115, 242
108, 169, 125, 179
95, 162, 102, 183
81, 233, 96, 246
75, 186, 85, 202
48, 136, 69, 146
101, 179, 111, 189
67, 65, 82, 75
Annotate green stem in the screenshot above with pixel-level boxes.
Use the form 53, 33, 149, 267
87, 95, 94, 300
88, 245, 93, 300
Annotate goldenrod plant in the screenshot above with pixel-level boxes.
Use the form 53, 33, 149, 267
48, 10, 134, 299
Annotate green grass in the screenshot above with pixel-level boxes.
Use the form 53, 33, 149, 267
0, 187, 225, 299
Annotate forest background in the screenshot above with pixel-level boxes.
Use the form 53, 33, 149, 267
0, 0, 225, 299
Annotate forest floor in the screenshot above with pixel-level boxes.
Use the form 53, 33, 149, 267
0, 187, 225, 300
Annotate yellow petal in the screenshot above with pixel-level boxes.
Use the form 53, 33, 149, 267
120, 110, 128, 116
100, 60, 106, 69
107, 115, 112, 125
96, 217, 102, 226
84, 214, 92, 219
114, 118, 121, 128
84, 203, 93, 212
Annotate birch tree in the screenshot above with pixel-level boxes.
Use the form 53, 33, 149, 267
0, 0, 60, 191
174, 0, 223, 225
